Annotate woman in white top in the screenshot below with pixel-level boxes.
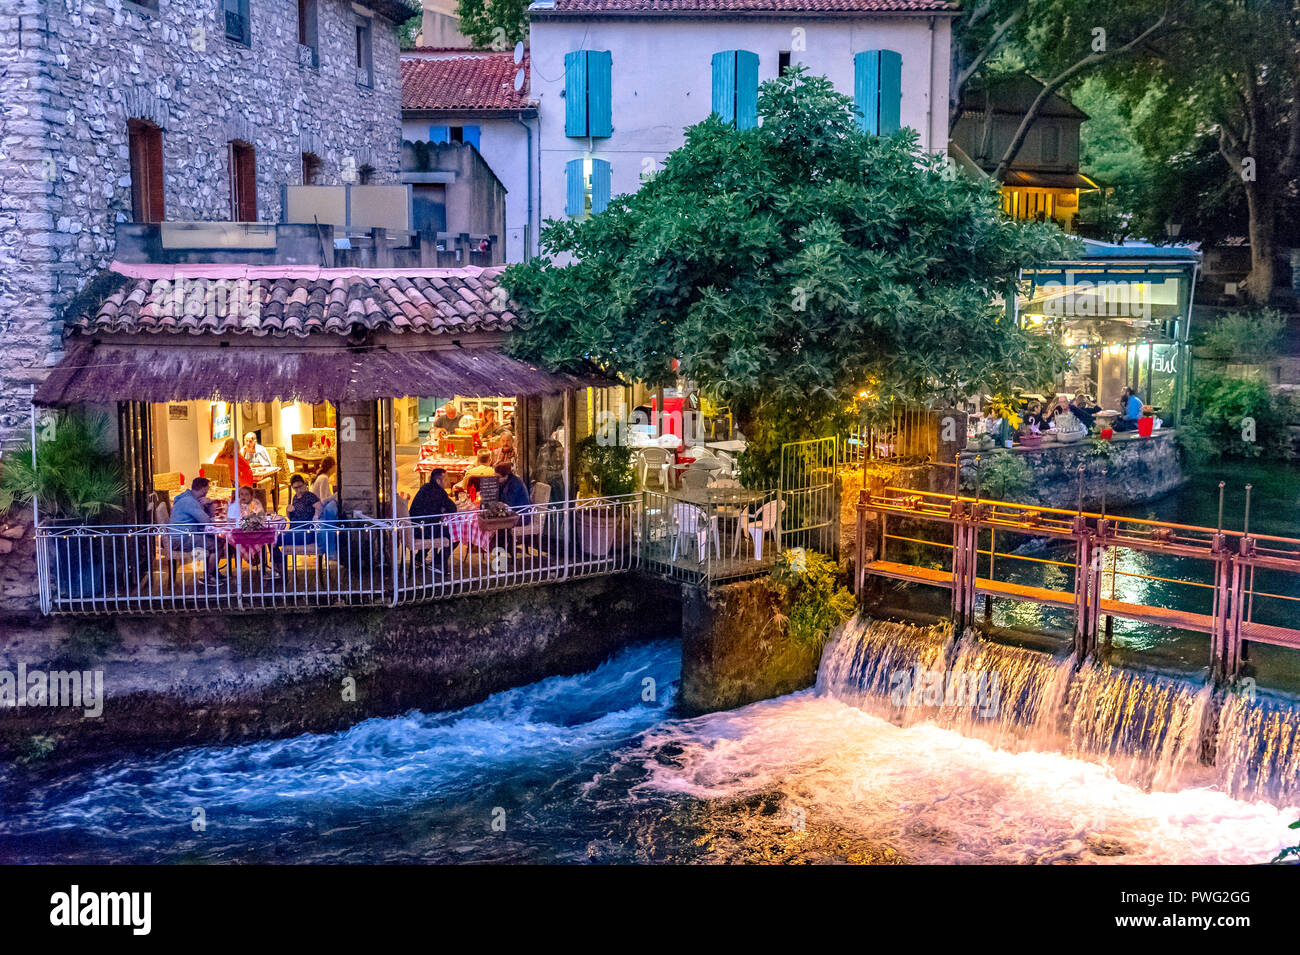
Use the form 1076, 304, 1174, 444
311, 455, 336, 502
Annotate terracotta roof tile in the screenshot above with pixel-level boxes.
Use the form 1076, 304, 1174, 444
71, 266, 523, 340
400, 51, 532, 111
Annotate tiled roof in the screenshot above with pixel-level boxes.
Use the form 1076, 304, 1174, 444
539, 0, 955, 13
401, 51, 532, 111
71, 265, 520, 339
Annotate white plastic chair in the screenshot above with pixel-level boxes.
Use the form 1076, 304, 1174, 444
733, 499, 785, 560
671, 499, 718, 564
636, 447, 671, 490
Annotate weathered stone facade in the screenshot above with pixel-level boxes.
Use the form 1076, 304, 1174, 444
0, 0, 413, 448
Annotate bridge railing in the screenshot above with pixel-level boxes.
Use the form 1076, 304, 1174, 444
855, 486, 1300, 681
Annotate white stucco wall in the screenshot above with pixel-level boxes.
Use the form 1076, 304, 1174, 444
402, 114, 538, 262
529, 14, 953, 229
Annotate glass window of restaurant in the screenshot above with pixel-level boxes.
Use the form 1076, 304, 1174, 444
143, 398, 337, 517
1018, 267, 1191, 425
393, 394, 520, 502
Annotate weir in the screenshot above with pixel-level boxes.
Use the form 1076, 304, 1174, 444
821, 617, 1300, 804
852, 486, 1300, 684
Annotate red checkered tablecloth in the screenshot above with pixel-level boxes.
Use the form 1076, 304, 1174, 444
445, 509, 492, 550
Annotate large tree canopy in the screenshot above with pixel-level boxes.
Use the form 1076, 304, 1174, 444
506, 70, 1076, 484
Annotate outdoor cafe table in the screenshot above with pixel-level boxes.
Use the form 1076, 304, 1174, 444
671, 486, 768, 555
444, 504, 520, 552
285, 447, 330, 476
414, 451, 475, 485
217, 515, 287, 562
705, 439, 747, 454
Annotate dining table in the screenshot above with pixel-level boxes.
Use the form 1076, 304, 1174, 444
284, 448, 330, 476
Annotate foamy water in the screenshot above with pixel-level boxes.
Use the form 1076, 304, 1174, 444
2, 633, 1297, 864
630, 691, 1297, 864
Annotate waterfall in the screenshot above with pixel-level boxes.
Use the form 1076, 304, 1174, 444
818, 615, 1300, 803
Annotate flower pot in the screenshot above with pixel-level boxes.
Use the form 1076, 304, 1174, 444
1100, 428, 1114, 441
1020, 433, 1042, 449
1137, 416, 1154, 437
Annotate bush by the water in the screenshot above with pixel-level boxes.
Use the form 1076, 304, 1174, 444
961, 453, 1033, 502
1178, 369, 1297, 461
770, 550, 855, 649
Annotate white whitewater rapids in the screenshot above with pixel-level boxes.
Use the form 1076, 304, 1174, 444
633, 617, 1300, 864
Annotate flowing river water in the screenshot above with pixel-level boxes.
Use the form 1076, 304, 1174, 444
1, 622, 1297, 864
2, 463, 1299, 865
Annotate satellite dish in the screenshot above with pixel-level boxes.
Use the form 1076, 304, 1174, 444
513, 69, 525, 92
513, 41, 524, 64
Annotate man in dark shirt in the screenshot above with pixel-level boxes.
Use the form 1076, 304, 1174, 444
432, 404, 459, 434
410, 468, 458, 569
496, 463, 532, 524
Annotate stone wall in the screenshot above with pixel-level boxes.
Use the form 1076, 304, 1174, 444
679, 579, 824, 716
0, 0, 408, 448
0, 573, 680, 763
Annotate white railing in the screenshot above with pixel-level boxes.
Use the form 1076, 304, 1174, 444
35, 495, 642, 615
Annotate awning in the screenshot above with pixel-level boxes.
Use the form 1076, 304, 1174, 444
1002, 170, 1099, 191
34, 340, 613, 407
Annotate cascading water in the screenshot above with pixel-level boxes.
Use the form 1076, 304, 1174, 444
817, 615, 1300, 804
2, 631, 1297, 864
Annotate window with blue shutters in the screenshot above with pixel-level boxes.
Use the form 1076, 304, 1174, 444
565, 158, 612, 218
711, 50, 759, 129
564, 50, 612, 138
853, 49, 903, 135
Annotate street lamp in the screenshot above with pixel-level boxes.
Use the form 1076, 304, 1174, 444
1165, 219, 1182, 239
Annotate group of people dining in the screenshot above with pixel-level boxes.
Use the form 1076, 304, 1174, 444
979, 387, 1152, 446
406, 461, 533, 573
165, 467, 334, 586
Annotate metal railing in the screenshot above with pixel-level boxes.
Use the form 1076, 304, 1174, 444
35, 495, 642, 615
855, 486, 1300, 680
640, 488, 782, 586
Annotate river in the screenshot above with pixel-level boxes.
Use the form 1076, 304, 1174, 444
2, 464, 1298, 865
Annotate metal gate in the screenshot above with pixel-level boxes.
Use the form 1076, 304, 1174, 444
779, 436, 839, 556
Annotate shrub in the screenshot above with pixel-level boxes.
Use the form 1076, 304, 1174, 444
575, 434, 636, 496
962, 453, 1033, 502
1202, 309, 1286, 363
0, 411, 126, 522
1185, 368, 1289, 459
770, 549, 856, 648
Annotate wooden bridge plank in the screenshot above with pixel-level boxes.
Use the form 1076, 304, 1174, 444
863, 560, 952, 588
1241, 621, 1300, 650
1097, 597, 1215, 634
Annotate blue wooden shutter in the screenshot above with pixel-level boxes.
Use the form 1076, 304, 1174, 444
711, 51, 736, 123
428, 125, 450, 144
462, 125, 481, 151
855, 50, 902, 135
854, 51, 880, 134
590, 159, 611, 214
564, 51, 588, 137
735, 50, 759, 130
565, 159, 584, 217
587, 51, 613, 138
879, 50, 902, 135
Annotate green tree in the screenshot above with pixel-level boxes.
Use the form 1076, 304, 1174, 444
456, 0, 528, 49
1104, 0, 1300, 302
506, 70, 1075, 485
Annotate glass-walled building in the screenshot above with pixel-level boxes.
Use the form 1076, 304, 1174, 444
1019, 240, 1200, 424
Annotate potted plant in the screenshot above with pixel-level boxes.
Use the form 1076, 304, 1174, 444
1053, 411, 1087, 444
0, 411, 126, 598
575, 436, 636, 556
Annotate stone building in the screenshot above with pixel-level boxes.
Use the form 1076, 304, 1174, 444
0, 0, 418, 450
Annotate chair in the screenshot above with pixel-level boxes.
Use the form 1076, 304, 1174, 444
448, 434, 476, 456
290, 433, 314, 452
266, 445, 290, 509
671, 500, 718, 564
512, 481, 552, 552
635, 447, 671, 490
153, 471, 183, 496
679, 464, 715, 490
700, 393, 733, 439
205, 461, 232, 489
733, 499, 785, 561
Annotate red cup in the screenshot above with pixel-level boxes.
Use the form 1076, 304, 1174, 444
1101, 428, 1114, 440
